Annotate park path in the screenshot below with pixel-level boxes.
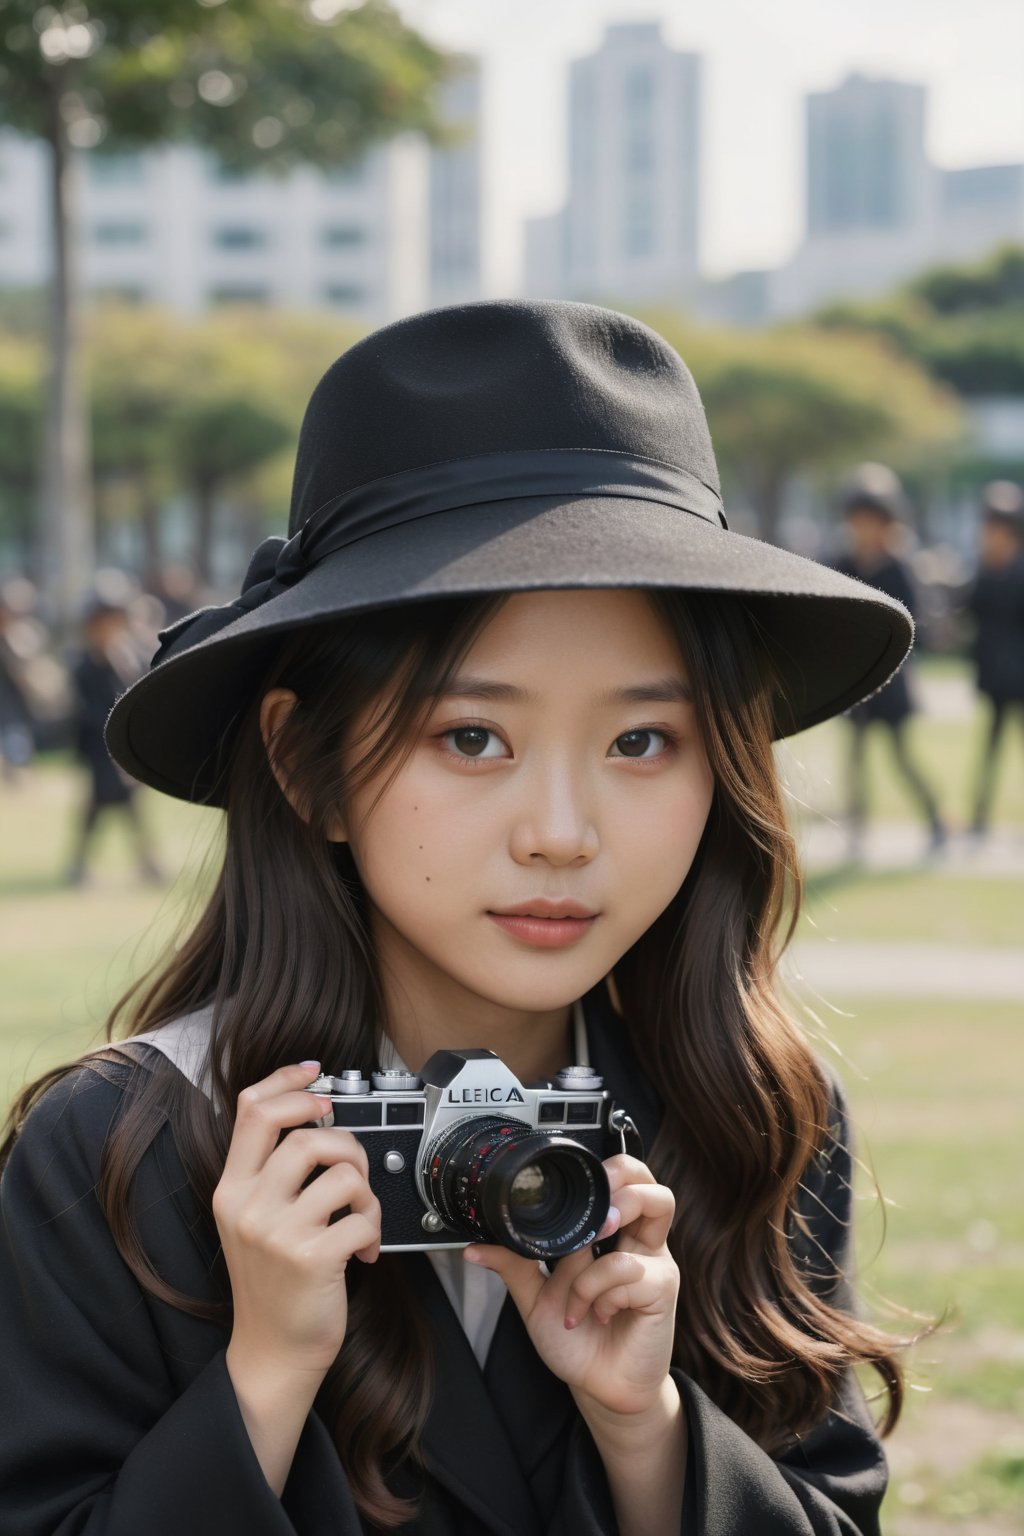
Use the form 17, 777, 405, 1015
795, 819, 1024, 878
789, 819, 1024, 999
785, 940, 1024, 1000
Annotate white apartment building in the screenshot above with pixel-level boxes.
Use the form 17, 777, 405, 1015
525, 22, 701, 306
0, 62, 482, 322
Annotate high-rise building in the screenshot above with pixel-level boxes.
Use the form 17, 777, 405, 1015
428, 58, 483, 307
769, 73, 1024, 318
806, 73, 933, 236
525, 22, 700, 305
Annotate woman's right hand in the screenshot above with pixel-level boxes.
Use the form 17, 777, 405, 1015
213, 1061, 381, 1384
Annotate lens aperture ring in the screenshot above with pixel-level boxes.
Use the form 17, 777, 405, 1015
423, 1116, 610, 1258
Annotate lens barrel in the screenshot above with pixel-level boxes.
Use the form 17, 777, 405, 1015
424, 1117, 610, 1259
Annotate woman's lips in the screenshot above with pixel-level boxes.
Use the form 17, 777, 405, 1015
486, 908, 598, 948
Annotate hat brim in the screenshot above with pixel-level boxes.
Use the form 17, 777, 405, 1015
107, 493, 912, 804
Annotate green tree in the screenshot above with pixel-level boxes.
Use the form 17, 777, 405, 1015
0, 334, 45, 559
84, 302, 365, 581
640, 314, 962, 544
0, 0, 450, 621
816, 245, 1024, 397
908, 244, 1024, 315
88, 305, 188, 580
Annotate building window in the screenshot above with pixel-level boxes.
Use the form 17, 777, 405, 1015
321, 225, 365, 248
625, 65, 653, 114
87, 152, 144, 186
211, 226, 269, 251
625, 136, 654, 174
208, 285, 270, 305
323, 284, 366, 307
92, 220, 146, 246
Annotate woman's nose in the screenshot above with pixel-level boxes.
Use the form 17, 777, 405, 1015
508, 763, 599, 867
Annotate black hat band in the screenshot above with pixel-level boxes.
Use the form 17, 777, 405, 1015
153, 447, 727, 667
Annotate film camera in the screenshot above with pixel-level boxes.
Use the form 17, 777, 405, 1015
307, 1048, 634, 1260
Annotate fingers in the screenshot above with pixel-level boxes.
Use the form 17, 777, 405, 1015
604, 1154, 659, 1193
604, 1180, 675, 1253
463, 1244, 547, 1315
322, 1207, 382, 1268
222, 1063, 333, 1182
563, 1249, 674, 1329
293, 1156, 382, 1257
257, 1125, 370, 1204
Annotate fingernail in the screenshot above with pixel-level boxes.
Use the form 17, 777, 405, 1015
598, 1207, 621, 1239
299, 1060, 321, 1070
564, 1315, 577, 1330
463, 1248, 483, 1264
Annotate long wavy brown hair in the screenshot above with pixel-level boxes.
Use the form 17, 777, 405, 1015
2, 590, 905, 1529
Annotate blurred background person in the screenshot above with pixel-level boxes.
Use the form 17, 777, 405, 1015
830, 464, 947, 859
65, 572, 162, 887
967, 480, 1024, 836
0, 580, 37, 785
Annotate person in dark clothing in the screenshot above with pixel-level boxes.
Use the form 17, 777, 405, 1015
1, 304, 919, 1536
66, 589, 162, 885
831, 464, 947, 858
968, 480, 1024, 833
0, 623, 35, 780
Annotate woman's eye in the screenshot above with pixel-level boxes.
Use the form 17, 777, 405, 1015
443, 726, 506, 759
610, 729, 667, 759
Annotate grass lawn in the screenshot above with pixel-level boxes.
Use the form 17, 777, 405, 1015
1, 745, 1021, 1533
827, 997, 1024, 1534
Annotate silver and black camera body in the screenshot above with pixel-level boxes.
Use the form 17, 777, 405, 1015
307, 1048, 615, 1260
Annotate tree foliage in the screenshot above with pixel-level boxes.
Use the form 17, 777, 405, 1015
634, 310, 962, 540
0, 0, 451, 617
816, 245, 1024, 397
0, 303, 367, 572
0, 0, 450, 166
0, 334, 45, 547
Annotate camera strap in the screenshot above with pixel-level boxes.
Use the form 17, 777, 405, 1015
608, 1106, 644, 1161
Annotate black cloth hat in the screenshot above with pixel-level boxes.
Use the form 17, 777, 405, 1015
106, 300, 912, 804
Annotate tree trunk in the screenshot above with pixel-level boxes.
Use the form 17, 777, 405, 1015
194, 477, 217, 585
138, 484, 164, 590
40, 74, 94, 630
755, 472, 786, 546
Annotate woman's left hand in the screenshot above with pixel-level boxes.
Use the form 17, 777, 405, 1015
463, 1154, 679, 1420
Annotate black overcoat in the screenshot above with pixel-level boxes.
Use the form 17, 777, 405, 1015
830, 553, 917, 724
0, 991, 888, 1535
968, 554, 1024, 703
70, 649, 134, 804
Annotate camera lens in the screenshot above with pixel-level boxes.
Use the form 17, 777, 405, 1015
424, 1118, 610, 1259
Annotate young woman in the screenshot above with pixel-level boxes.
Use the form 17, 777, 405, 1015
0, 301, 913, 1536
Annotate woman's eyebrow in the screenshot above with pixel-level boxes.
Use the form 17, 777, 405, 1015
600, 679, 694, 706
443, 677, 529, 702
442, 676, 693, 705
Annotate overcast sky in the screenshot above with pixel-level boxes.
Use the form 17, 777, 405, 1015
395, 0, 1024, 291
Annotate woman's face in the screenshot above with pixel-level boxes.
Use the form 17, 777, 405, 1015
336, 589, 714, 1029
